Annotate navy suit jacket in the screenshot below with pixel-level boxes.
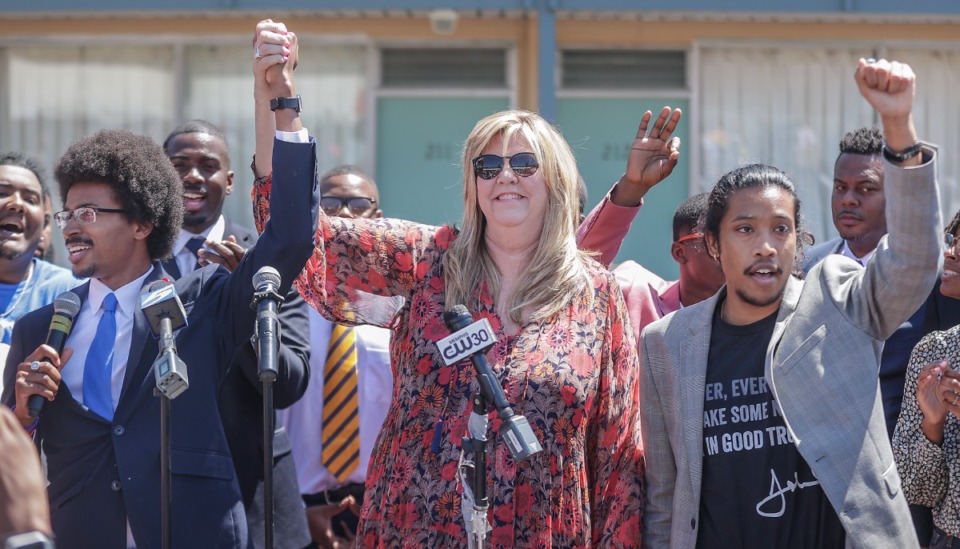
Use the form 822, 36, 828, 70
1, 138, 319, 549
165, 219, 312, 549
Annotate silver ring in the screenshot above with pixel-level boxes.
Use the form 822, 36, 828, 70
30, 361, 40, 371
254, 45, 262, 59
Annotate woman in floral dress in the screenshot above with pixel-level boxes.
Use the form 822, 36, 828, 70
253, 24, 645, 548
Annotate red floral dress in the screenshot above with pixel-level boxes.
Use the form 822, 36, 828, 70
254, 176, 644, 548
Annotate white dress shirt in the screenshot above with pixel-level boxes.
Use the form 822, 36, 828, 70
278, 308, 393, 494
59, 269, 152, 549
61, 269, 152, 411
840, 239, 877, 266
171, 215, 225, 276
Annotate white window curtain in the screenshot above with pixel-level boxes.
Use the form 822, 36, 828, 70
698, 46, 880, 244
0, 45, 176, 186
886, 48, 960, 224
183, 43, 369, 229
0, 40, 368, 262
0, 45, 175, 265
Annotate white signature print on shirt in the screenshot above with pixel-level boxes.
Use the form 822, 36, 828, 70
756, 469, 821, 518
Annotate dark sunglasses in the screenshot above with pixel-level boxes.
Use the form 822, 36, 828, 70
946, 233, 959, 253
320, 196, 377, 215
472, 152, 539, 180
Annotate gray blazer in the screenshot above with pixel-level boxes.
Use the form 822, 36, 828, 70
803, 236, 844, 273
640, 150, 941, 549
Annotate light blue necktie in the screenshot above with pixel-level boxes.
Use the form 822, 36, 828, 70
83, 293, 118, 420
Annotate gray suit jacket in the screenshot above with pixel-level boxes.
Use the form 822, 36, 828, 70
803, 236, 844, 273
640, 150, 941, 549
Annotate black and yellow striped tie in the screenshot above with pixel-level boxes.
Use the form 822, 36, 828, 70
321, 324, 361, 483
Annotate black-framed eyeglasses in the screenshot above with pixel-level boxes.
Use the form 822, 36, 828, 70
472, 152, 539, 180
319, 196, 377, 215
53, 207, 126, 228
945, 233, 959, 253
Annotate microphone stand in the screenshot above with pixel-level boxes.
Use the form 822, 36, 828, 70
152, 316, 185, 549
461, 392, 491, 549
156, 385, 172, 549
252, 284, 284, 549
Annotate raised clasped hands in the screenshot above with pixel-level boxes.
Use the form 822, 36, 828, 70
252, 19, 299, 100
613, 106, 682, 206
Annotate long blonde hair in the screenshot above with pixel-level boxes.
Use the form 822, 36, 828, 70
443, 110, 591, 323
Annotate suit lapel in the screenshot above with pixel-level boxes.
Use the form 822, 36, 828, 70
767, 276, 802, 374
681, 288, 721, 500
114, 265, 165, 416
223, 220, 257, 249
160, 257, 181, 279
655, 280, 682, 318
55, 283, 110, 423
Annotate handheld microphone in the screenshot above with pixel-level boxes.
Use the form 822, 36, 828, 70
140, 279, 189, 399
27, 291, 82, 418
251, 266, 285, 383
441, 305, 543, 461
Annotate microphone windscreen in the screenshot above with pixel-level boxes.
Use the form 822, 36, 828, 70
53, 291, 81, 317
443, 305, 472, 331
253, 266, 281, 292
143, 279, 172, 294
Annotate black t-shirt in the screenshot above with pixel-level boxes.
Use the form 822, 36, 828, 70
695, 303, 846, 549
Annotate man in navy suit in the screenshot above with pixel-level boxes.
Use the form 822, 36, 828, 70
162, 119, 311, 549
1, 49, 318, 548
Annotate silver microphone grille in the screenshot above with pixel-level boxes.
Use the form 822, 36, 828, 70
253, 266, 282, 292
53, 291, 82, 317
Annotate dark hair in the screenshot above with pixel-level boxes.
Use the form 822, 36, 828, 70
673, 192, 709, 241
838, 126, 883, 156
162, 119, 230, 163
55, 129, 184, 260
320, 164, 376, 188
946, 208, 960, 237
704, 164, 813, 275
0, 151, 50, 199
576, 177, 588, 216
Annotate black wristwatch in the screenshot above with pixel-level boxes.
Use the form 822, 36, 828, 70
269, 95, 302, 113
882, 141, 924, 163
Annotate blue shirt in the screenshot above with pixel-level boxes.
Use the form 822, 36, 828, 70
0, 259, 83, 364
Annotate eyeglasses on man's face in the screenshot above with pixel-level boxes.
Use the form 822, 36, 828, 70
472, 152, 540, 180
53, 207, 126, 228
319, 196, 377, 216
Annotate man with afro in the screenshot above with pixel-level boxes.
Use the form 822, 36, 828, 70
1, 47, 319, 548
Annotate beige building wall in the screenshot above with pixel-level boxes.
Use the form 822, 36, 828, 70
2, 13, 959, 112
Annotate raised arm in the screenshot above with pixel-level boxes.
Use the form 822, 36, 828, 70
206, 20, 318, 358
833, 59, 941, 339
577, 107, 681, 267
249, 20, 447, 328
252, 18, 299, 179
